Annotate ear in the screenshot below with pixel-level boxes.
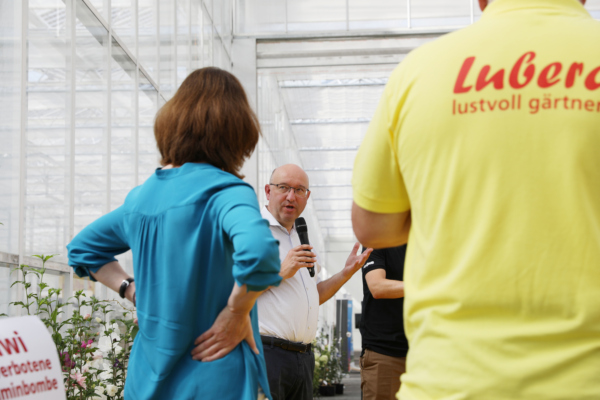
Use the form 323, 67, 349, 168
265, 184, 271, 201
478, 0, 488, 11
580, 0, 586, 5
306, 190, 311, 201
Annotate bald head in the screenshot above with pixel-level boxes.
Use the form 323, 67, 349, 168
270, 164, 310, 187
265, 164, 311, 232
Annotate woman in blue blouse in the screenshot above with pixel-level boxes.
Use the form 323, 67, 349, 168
67, 68, 282, 400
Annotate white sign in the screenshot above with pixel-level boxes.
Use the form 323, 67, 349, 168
0, 316, 66, 400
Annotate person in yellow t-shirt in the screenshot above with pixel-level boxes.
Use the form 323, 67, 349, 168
352, 0, 600, 399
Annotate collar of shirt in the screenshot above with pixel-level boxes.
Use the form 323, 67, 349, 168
260, 205, 296, 236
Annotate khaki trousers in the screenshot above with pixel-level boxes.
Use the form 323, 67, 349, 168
360, 349, 406, 400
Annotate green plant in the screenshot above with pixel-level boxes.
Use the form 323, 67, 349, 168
1, 255, 137, 400
311, 328, 346, 397
329, 330, 345, 384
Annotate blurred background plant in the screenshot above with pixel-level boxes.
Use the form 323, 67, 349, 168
0, 255, 137, 400
312, 328, 345, 397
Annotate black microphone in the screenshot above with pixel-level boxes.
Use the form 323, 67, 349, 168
295, 217, 315, 277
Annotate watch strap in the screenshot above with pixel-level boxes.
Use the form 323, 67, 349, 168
119, 278, 134, 298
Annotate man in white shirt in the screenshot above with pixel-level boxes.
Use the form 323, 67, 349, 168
258, 163, 372, 400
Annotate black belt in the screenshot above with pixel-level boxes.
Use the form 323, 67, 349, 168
261, 336, 312, 353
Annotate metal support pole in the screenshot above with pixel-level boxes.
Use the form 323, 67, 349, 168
470, 0, 475, 24
284, 0, 288, 33
17, 0, 30, 316
67, 0, 77, 318
106, 0, 112, 215
134, 0, 139, 186
346, 0, 349, 31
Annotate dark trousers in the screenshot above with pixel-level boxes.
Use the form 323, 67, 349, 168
263, 344, 315, 400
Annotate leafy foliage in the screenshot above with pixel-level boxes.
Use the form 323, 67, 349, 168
312, 329, 345, 397
2, 255, 137, 400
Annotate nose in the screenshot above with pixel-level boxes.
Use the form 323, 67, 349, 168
286, 189, 297, 201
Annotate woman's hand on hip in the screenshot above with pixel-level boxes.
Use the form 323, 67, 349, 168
191, 306, 259, 362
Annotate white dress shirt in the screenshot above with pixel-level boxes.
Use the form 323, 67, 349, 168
257, 206, 322, 344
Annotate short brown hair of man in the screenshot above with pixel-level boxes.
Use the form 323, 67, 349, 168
154, 67, 260, 179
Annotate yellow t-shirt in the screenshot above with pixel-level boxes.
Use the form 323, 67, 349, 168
352, 0, 600, 399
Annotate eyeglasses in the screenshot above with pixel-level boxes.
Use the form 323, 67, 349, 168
269, 183, 310, 198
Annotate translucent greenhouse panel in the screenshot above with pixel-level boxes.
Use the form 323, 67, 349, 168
307, 170, 353, 186
299, 149, 357, 170
204, 0, 213, 16
87, 0, 108, 21
0, 263, 18, 317
213, 0, 232, 56
236, 0, 286, 33
73, 9, 109, 240
202, 9, 214, 67
213, 34, 223, 69
324, 227, 354, 237
111, 0, 136, 55
159, 0, 176, 99
410, 0, 471, 28
287, 0, 347, 32
190, 0, 202, 70
349, 0, 408, 30
177, 0, 192, 87
292, 123, 369, 148
316, 210, 351, 221
308, 184, 352, 200
318, 218, 352, 229
138, 75, 159, 185
26, 1, 70, 259
111, 39, 137, 210
280, 85, 384, 121
0, 0, 22, 255
311, 199, 353, 212
138, 0, 159, 84
587, 0, 600, 18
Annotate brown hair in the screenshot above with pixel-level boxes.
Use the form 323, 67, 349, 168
154, 67, 259, 179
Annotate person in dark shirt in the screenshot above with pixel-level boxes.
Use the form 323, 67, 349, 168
360, 245, 408, 400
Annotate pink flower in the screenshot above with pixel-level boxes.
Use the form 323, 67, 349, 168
70, 372, 86, 389
84, 313, 91, 320
81, 339, 94, 348
60, 352, 75, 371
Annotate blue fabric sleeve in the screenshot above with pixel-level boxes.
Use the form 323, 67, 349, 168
219, 186, 282, 292
67, 205, 130, 280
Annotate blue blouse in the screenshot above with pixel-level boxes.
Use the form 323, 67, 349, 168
67, 163, 282, 400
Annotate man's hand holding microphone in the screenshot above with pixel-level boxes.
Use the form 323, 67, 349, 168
279, 244, 316, 280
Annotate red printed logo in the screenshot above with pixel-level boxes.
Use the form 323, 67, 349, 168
453, 51, 600, 93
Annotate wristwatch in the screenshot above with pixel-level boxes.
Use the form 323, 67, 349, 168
119, 278, 134, 299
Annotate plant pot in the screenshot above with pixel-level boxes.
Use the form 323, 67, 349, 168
319, 385, 336, 396
334, 383, 344, 394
